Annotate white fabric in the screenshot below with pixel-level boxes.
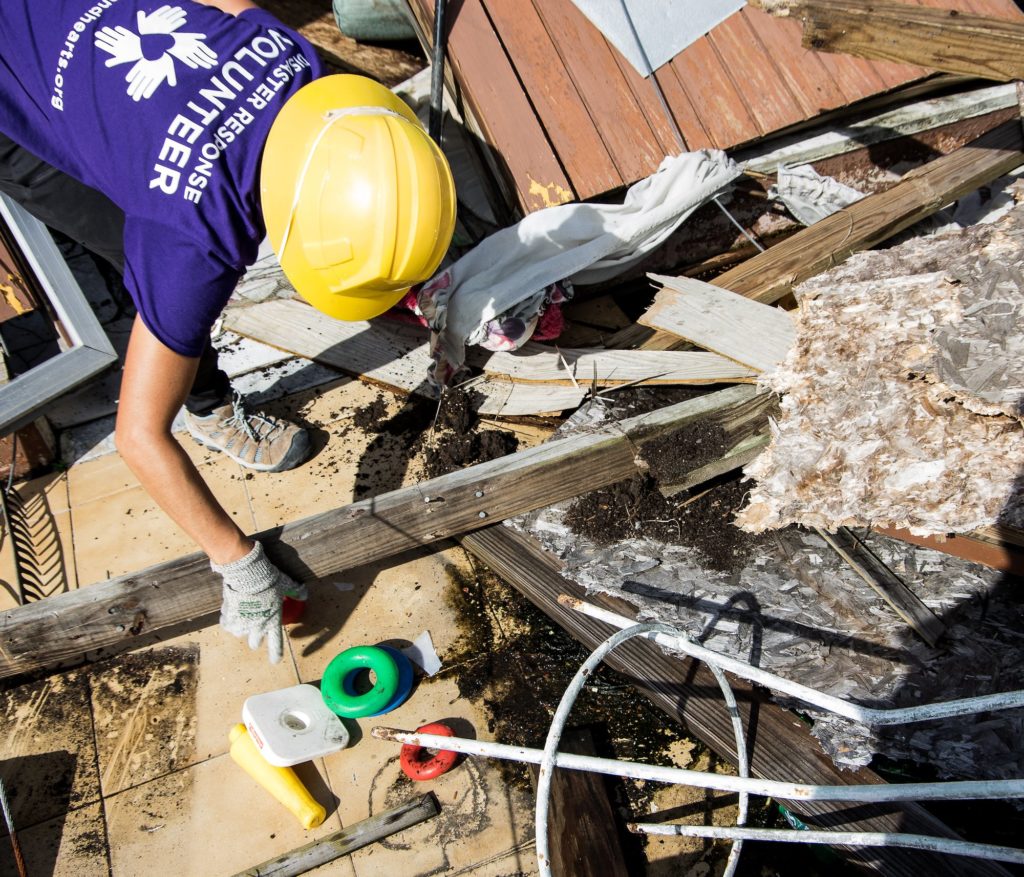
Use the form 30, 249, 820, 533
770, 164, 866, 227
426, 149, 741, 380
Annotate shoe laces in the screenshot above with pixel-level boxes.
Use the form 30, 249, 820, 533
225, 393, 285, 444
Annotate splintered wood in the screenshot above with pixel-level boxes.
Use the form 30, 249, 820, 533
737, 203, 1024, 537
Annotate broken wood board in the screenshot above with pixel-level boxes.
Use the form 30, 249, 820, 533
647, 389, 777, 497
877, 526, 1024, 576
223, 299, 587, 416
754, 0, 1024, 82
639, 274, 795, 372
481, 346, 756, 386
634, 119, 1024, 351
458, 525, 1009, 877
815, 526, 945, 646
529, 726, 629, 877
737, 205, 1024, 538
0, 385, 757, 678
740, 83, 1020, 174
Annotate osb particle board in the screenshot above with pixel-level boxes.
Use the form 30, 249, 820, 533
737, 205, 1024, 537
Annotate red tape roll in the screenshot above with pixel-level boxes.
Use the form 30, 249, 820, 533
400, 722, 458, 781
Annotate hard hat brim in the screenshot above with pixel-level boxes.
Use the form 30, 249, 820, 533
301, 284, 412, 323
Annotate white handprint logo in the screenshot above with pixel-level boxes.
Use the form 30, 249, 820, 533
94, 6, 218, 102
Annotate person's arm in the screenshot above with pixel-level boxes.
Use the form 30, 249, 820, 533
193, 0, 258, 15
115, 314, 252, 565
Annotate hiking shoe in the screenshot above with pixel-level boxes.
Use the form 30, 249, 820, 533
184, 394, 310, 472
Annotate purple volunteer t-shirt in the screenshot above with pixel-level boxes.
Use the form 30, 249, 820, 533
0, 1, 325, 356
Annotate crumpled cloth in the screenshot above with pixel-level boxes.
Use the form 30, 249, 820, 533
417, 149, 742, 385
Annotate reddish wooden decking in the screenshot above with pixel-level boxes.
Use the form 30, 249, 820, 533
409, 0, 1023, 213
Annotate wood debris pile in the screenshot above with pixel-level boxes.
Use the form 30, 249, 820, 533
737, 201, 1024, 537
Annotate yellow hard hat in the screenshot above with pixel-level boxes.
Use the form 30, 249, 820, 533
261, 75, 456, 322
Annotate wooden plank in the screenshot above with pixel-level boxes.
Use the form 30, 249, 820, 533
480, 0, 622, 199
408, 0, 575, 212
223, 300, 587, 417
232, 794, 440, 877
756, 0, 1024, 80
876, 526, 1024, 575
481, 346, 757, 386
718, 119, 1024, 305
742, 83, 1019, 174
458, 525, 1011, 877
0, 386, 758, 678
706, 10, 809, 136
649, 64, 714, 153
739, 6, 849, 116
667, 38, 758, 149
529, 727, 630, 877
532, 0, 664, 184
815, 527, 946, 646
632, 118, 1024, 352
660, 432, 770, 497
640, 275, 796, 371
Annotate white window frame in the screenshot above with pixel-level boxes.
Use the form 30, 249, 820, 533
0, 193, 118, 435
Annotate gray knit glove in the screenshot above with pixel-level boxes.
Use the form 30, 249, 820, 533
212, 542, 307, 664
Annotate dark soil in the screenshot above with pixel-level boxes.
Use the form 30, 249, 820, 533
566, 475, 769, 573
436, 559, 706, 788
422, 389, 520, 478
642, 419, 733, 481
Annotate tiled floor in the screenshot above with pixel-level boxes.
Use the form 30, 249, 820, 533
0, 374, 541, 876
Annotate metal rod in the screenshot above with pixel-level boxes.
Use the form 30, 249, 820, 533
371, 726, 1024, 803
429, 0, 447, 143
0, 777, 27, 877
629, 823, 1024, 866
560, 596, 1024, 726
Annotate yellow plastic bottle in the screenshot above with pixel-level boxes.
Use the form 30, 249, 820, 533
228, 724, 327, 829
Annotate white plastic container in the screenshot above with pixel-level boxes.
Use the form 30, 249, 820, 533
243, 683, 350, 767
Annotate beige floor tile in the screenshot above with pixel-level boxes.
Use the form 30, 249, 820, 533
88, 625, 301, 797
104, 752, 343, 877
72, 457, 256, 584
286, 546, 464, 684
331, 673, 535, 877
67, 450, 140, 508
0, 671, 100, 830
0, 507, 77, 604
242, 380, 414, 532
0, 801, 110, 877
0, 472, 77, 609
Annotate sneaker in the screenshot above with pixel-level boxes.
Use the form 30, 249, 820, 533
184, 394, 310, 472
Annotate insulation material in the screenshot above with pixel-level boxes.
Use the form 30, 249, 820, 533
736, 205, 1024, 537
510, 399, 1024, 779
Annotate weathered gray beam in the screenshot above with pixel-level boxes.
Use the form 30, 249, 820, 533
0, 386, 756, 679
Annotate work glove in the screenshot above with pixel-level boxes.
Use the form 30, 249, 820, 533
212, 542, 307, 664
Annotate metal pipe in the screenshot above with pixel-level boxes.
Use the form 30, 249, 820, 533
559, 596, 1024, 725
531, 623, 750, 877
629, 823, 1024, 866
429, 0, 447, 143
370, 727, 1024, 803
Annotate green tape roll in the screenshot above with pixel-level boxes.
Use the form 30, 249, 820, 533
321, 645, 400, 718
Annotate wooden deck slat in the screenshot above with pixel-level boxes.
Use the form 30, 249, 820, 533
531, 0, 665, 185
480, 0, 623, 199
612, 46, 689, 159
422, 0, 1023, 213
410, 0, 575, 212
668, 38, 759, 149
650, 64, 714, 153
706, 11, 808, 136
740, 6, 849, 115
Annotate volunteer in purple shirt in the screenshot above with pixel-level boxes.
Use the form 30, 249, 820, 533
0, 0, 456, 662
